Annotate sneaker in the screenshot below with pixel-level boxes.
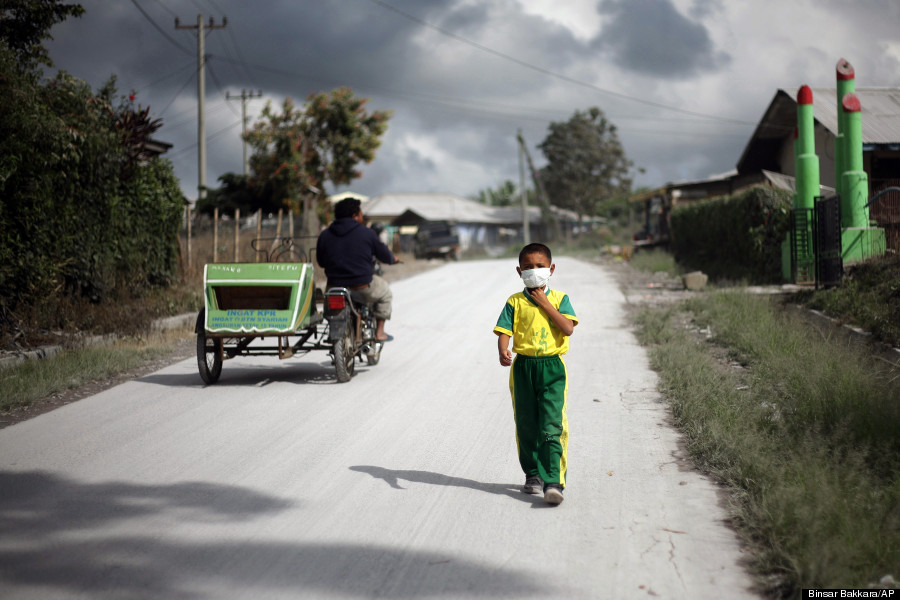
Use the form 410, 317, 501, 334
522, 475, 543, 495
544, 483, 564, 505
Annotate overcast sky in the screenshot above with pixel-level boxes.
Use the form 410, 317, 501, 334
44, 0, 900, 202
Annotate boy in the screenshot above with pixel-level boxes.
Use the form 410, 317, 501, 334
493, 243, 578, 505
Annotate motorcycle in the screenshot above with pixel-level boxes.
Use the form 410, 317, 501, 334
322, 286, 383, 383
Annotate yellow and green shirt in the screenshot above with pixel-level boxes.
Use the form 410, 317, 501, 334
493, 288, 577, 356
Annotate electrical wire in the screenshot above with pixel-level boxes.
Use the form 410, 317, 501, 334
164, 100, 233, 130
158, 70, 197, 116
147, 0, 178, 19
167, 120, 242, 158
206, 58, 243, 118
128, 0, 193, 55
134, 61, 195, 92
205, 51, 749, 137
362, 0, 755, 126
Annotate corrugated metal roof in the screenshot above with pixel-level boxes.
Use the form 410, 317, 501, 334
761, 169, 835, 195
366, 192, 543, 224
738, 87, 900, 174
810, 87, 900, 144
366, 193, 494, 222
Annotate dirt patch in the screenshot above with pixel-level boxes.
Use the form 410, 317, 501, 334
597, 256, 693, 309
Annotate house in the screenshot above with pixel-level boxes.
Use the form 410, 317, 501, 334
328, 191, 370, 205
364, 192, 567, 256
739, 87, 900, 250
738, 88, 900, 192
632, 87, 900, 250
628, 169, 833, 247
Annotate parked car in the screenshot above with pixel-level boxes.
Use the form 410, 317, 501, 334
413, 220, 460, 260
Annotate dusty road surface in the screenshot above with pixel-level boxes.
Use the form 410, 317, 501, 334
0, 258, 759, 599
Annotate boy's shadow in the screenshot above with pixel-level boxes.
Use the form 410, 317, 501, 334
349, 465, 545, 506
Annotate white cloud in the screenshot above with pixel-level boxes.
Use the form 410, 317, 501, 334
515, 0, 602, 41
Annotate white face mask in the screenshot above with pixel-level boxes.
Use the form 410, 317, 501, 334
520, 267, 551, 289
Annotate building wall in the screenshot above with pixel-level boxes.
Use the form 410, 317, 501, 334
778, 123, 837, 188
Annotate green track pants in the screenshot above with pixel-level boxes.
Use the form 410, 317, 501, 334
509, 354, 569, 487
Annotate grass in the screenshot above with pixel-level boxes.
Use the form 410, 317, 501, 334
0, 329, 188, 413
629, 247, 681, 278
634, 290, 900, 596
791, 253, 900, 348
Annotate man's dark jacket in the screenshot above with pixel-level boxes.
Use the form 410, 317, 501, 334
316, 218, 396, 287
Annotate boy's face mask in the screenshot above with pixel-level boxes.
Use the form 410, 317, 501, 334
520, 267, 551, 289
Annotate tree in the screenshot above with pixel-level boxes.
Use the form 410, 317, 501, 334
537, 107, 633, 223
0, 1, 185, 343
473, 180, 520, 206
0, 0, 84, 72
197, 172, 277, 217
244, 87, 391, 236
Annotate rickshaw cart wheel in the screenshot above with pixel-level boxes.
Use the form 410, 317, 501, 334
196, 309, 223, 384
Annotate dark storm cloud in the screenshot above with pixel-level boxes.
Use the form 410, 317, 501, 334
593, 0, 730, 78
42, 0, 765, 198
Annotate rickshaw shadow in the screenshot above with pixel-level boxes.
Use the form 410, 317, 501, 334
139, 360, 371, 388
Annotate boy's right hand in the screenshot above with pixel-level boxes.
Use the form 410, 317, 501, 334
499, 348, 513, 367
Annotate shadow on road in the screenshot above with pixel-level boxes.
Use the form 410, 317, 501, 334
0, 471, 295, 538
138, 360, 357, 388
349, 465, 544, 505
0, 471, 548, 597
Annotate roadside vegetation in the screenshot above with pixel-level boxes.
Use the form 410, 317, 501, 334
628, 247, 681, 278
634, 284, 900, 596
790, 252, 900, 348
0, 330, 186, 414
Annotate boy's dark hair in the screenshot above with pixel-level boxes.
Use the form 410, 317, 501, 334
519, 242, 552, 264
334, 198, 362, 219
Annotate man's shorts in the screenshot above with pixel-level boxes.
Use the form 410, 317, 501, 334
349, 274, 392, 320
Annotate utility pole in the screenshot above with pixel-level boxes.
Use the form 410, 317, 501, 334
226, 89, 263, 176
175, 14, 227, 202
517, 131, 561, 241
517, 128, 530, 244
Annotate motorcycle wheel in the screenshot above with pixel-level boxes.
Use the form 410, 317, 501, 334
366, 344, 381, 366
196, 310, 223, 384
333, 332, 356, 383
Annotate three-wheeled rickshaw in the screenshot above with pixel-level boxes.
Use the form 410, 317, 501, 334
195, 239, 383, 384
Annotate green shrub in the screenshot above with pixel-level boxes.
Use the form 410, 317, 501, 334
0, 56, 184, 328
670, 185, 792, 283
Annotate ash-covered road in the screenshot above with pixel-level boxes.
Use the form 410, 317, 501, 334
0, 258, 758, 599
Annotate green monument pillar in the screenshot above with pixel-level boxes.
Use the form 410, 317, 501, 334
796, 85, 819, 212
836, 58, 855, 224
840, 92, 886, 262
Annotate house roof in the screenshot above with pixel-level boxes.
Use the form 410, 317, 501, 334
142, 137, 172, 156
328, 191, 370, 204
367, 192, 540, 225
737, 87, 900, 174
366, 193, 490, 221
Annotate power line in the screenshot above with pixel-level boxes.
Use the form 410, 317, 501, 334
363, 0, 755, 126
128, 0, 192, 55
205, 51, 751, 134
224, 24, 262, 88
165, 99, 232, 130
148, 0, 177, 19
206, 58, 242, 118
158, 69, 197, 116
168, 120, 242, 158
135, 61, 195, 92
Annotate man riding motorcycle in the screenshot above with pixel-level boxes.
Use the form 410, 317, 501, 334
316, 198, 398, 342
